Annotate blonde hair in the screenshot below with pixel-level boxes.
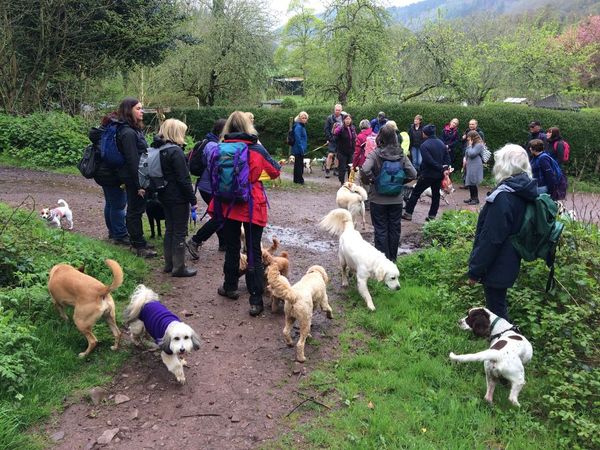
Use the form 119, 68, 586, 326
294, 111, 309, 122
159, 119, 187, 146
223, 110, 257, 136
492, 144, 532, 184
384, 120, 398, 131
245, 112, 255, 122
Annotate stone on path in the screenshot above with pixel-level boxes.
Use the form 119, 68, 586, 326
50, 430, 65, 442
114, 394, 130, 405
89, 387, 108, 405
96, 427, 120, 445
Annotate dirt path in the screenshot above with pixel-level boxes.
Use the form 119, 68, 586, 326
0, 165, 597, 449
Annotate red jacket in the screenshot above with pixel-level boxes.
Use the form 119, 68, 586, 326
209, 133, 280, 227
353, 127, 373, 168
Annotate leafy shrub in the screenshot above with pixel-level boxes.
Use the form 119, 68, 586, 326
411, 213, 600, 449
281, 97, 298, 109
422, 210, 479, 247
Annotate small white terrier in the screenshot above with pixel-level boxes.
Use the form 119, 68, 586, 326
40, 199, 73, 229
124, 285, 200, 384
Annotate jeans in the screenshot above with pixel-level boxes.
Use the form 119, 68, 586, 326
222, 219, 264, 306
125, 184, 148, 249
411, 147, 422, 172
404, 176, 443, 218
191, 191, 224, 247
370, 202, 403, 261
101, 185, 127, 239
484, 285, 509, 321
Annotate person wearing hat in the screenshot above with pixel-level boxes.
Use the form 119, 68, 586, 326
402, 124, 451, 222
526, 121, 547, 150
370, 111, 388, 134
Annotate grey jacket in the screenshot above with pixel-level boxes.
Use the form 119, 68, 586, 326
464, 143, 484, 186
361, 144, 417, 205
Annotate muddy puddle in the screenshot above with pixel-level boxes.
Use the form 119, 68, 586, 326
264, 224, 335, 252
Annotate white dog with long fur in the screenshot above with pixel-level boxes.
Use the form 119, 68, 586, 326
124, 284, 200, 384
336, 182, 368, 230
320, 208, 400, 311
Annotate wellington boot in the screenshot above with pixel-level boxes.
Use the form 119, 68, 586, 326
172, 244, 197, 278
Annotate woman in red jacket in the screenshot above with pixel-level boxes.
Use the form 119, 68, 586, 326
210, 111, 281, 316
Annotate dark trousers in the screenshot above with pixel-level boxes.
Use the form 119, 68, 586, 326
337, 152, 351, 184
293, 155, 304, 184
191, 191, 224, 247
404, 176, 442, 218
222, 219, 264, 306
125, 184, 148, 249
484, 285, 509, 321
101, 185, 127, 239
161, 201, 189, 249
469, 185, 479, 201
370, 202, 403, 262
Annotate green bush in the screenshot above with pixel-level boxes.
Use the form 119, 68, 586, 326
414, 214, 600, 449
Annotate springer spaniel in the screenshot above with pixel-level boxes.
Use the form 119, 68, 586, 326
449, 307, 533, 406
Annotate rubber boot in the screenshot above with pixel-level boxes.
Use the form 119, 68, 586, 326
172, 242, 197, 277
163, 234, 173, 273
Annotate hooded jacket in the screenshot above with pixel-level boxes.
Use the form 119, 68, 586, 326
291, 121, 308, 156
151, 136, 197, 206
353, 127, 373, 168
113, 119, 148, 190
208, 132, 280, 227
468, 173, 538, 288
407, 123, 424, 150
419, 134, 451, 179
361, 144, 417, 205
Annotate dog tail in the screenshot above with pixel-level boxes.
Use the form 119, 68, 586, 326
449, 350, 501, 363
268, 237, 279, 254
306, 265, 329, 283
353, 185, 368, 201
57, 199, 69, 208
266, 266, 297, 305
280, 251, 289, 259
123, 284, 157, 323
319, 208, 354, 236
103, 259, 124, 295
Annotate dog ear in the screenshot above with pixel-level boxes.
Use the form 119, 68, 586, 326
191, 332, 201, 351
472, 316, 490, 338
159, 335, 173, 355
374, 265, 386, 282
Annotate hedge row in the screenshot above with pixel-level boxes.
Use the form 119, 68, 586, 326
169, 103, 600, 176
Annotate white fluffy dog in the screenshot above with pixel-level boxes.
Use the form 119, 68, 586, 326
40, 199, 73, 229
287, 155, 313, 173
336, 182, 368, 230
449, 307, 533, 406
124, 285, 200, 384
320, 208, 400, 311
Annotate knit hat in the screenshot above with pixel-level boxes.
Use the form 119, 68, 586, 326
422, 124, 436, 137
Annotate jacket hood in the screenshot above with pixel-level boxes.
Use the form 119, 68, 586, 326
375, 144, 402, 161
205, 132, 220, 143
151, 135, 165, 148
223, 132, 258, 143
487, 172, 538, 203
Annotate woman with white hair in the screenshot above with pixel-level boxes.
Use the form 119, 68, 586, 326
467, 144, 537, 321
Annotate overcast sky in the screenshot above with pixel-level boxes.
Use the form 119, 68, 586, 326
270, 0, 422, 26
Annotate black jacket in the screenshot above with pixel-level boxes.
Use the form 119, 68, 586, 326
419, 135, 451, 179
114, 120, 148, 189
526, 129, 547, 151
152, 137, 197, 206
407, 124, 424, 149
88, 126, 120, 187
468, 173, 538, 288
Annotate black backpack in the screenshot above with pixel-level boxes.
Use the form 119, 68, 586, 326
77, 144, 100, 179
286, 124, 296, 147
188, 139, 208, 177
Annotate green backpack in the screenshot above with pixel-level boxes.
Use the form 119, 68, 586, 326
510, 193, 564, 291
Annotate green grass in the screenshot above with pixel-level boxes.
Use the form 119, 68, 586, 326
0, 153, 80, 175
0, 203, 149, 449
274, 267, 562, 449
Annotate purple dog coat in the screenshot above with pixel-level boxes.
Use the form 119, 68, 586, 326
139, 301, 180, 343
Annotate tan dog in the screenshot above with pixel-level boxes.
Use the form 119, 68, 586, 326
47, 259, 123, 357
239, 237, 281, 277
336, 182, 368, 230
262, 247, 290, 312
266, 265, 332, 362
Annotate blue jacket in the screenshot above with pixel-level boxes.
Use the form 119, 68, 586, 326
139, 301, 180, 343
196, 132, 220, 194
419, 135, 450, 179
531, 152, 558, 193
370, 118, 388, 134
291, 122, 307, 156
468, 173, 538, 288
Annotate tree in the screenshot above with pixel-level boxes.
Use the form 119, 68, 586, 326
0, 0, 187, 114
163, 0, 274, 106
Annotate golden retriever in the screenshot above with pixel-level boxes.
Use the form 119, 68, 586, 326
336, 182, 368, 230
47, 259, 122, 357
266, 265, 332, 362
320, 208, 400, 311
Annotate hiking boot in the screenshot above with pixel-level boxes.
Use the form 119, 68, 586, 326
112, 236, 131, 246
401, 212, 412, 221
425, 216, 436, 222
185, 238, 201, 260
466, 199, 480, 205
135, 247, 157, 258
218, 244, 226, 252
217, 286, 239, 300
464, 198, 473, 203
325, 169, 331, 178
249, 304, 264, 317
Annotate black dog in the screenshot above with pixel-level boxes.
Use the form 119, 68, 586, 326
145, 191, 165, 238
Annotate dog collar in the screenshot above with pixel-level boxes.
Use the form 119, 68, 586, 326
489, 317, 520, 341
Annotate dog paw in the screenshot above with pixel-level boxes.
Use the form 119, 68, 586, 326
78, 352, 87, 358
181, 359, 189, 367
296, 356, 306, 363
110, 345, 119, 351
326, 311, 333, 319
177, 376, 186, 384
449, 352, 456, 359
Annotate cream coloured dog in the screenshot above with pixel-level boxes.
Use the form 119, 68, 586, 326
124, 285, 201, 384
320, 208, 400, 311
336, 182, 368, 230
449, 307, 533, 407
266, 264, 332, 362
47, 259, 122, 357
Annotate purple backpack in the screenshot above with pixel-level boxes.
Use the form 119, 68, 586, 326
208, 141, 251, 203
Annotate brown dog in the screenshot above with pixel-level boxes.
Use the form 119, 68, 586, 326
262, 248, 290, 312
47, 259, 123, 357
